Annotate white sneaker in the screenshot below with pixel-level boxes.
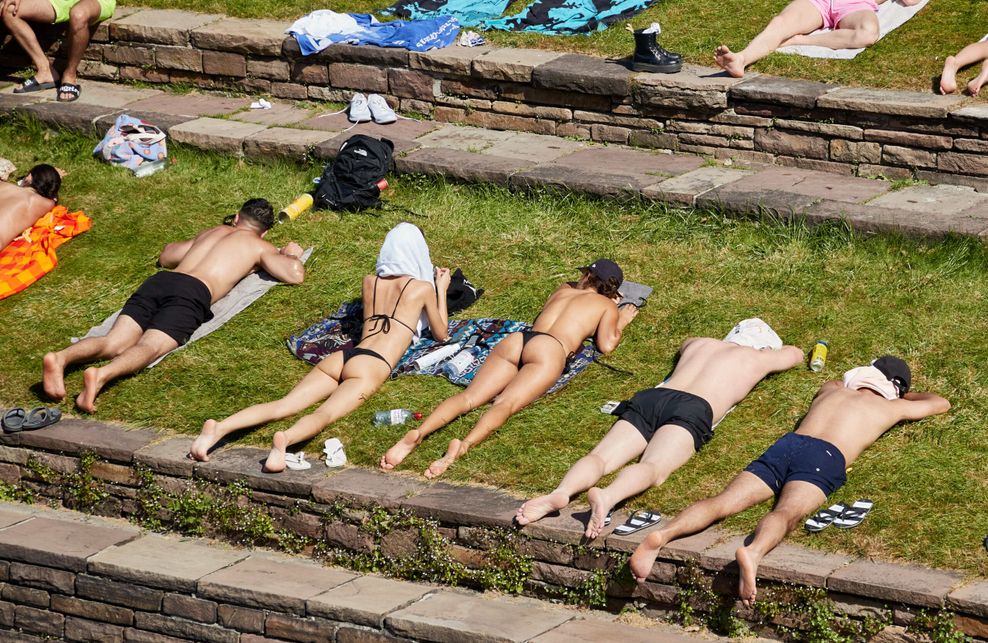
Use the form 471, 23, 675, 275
367, 94, 397, 124
347, 93, 372, 123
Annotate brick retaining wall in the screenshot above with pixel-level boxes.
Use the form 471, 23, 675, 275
2, 8, 988, 190
0, 420, 985, 640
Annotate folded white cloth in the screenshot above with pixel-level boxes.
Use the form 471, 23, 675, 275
724, 317, 783, 350
778, 0, 929, 60
375, 222, 435, 338
843, 365, 899, 399
323, 438, 347, 468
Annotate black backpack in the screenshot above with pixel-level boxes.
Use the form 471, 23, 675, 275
314, 135, 394, 212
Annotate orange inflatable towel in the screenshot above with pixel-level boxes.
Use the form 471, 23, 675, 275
0, 206, 91, 301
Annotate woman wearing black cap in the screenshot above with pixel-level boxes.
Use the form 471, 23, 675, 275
381, 259, 638, 478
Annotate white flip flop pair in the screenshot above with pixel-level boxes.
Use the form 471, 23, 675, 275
282, 438, 347, 470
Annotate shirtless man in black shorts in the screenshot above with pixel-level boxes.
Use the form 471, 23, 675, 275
380, 259, 638, 478
629, 356, 950, 606
516, 319, 803, 538
42, 198, 305, 412
0, 164, 60, 250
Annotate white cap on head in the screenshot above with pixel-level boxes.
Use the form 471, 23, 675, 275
723, 318, 783, 350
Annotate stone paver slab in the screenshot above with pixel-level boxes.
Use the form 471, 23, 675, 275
828, 560, 963, 608
71, 80, 163, 108
89, 534, 247, 591
0, 419, 156, 462
95, 110, 196, 135
697, 185, 821, 218
22, 102, 119, 135
400, 483, 521, 529
511, 164, 657, 198
190, 18, 289, 56
551, 146, 703, 178
415, 125, 515, 152
949, 581, 988, 618
532, 618, 698, 643
804, 200, 988, 237
869, 184, 988, 215
410, 47, 494, 76
295, 111, 351, 133
635, 65, 749, 110
308, 575, 433, 627
730, 75, 835, 109
473, 48, 565, 83
482, 132, 586, 164
950, 104, 988, 124
660, 527, 730, 563
304, 42, 409, 67
0, 507, 34, 530
244, 126, 335, 159
817, 87, 965, 119
397, 147, 531, 185
638, 64, 750, 92
726, 166, 889, 204
643, 166, 754, 205
533, 54, 631, 96
198, 554, 356, 613
699, 535, 747, 571
231, 103, 316, 126
125, 94, 249, 118
759, 543, 854, 587
311, 467, 428, 510
169, 117, 268, 154
516, 506, 601, 546
110, 9, 223, 45
194, 447, 326, 498
133, 436, 195, 477
0, 89, 49, 109
0, 517, 138, 571
387, 591, 572, 643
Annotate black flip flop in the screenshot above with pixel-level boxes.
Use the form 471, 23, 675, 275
805, 502, 847, 533
612, 510, 662, 536
57, 83, 81, 103
2, 408, 27, 433
13, 76, 58, 94
22, 407, 61, 431
834, 499, 874, 529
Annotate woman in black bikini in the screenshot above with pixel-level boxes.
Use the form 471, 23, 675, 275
380, 259, 638, 478
191, 223, 451, 472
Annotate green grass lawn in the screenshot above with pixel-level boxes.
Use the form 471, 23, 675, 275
1, 117, 987, 577
120, 0, 988, 92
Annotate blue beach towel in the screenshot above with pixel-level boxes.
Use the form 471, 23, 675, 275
384, 0, 510, 27
485, 0, 657, 34
287, 11, 459, 55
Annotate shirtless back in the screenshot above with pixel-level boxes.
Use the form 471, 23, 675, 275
0, 165, 60, 249
529, 283, 621, 355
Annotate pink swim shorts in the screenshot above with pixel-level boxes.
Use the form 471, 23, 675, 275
807, 0, 878, 30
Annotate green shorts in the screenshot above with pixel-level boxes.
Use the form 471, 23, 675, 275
50, 0, 115, 24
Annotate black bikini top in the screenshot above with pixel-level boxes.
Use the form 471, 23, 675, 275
364, 276, 417, 338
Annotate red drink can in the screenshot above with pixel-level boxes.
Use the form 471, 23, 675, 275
376, 179, 389, 191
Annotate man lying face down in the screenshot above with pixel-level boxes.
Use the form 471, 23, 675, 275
629, 355, 950, 606
515, 318, 804, 538
0, 164, 61, 250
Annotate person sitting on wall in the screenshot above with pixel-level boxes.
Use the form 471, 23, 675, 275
2, 0, 116, 101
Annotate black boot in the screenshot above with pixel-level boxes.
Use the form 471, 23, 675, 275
632, 29, 683, 74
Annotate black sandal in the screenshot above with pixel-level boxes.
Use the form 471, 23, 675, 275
2, 408, 27, 433
57, 83, 81, 103
22, 407, 62, 431
13, 76, 58, 94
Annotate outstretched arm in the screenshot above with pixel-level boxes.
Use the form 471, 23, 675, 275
158, 237, 195, 268
898, 392, 951, 421
596, 302, 638, 354
761, 345, 805, 373
259, 242, 305, 285
422, 267, 451, 342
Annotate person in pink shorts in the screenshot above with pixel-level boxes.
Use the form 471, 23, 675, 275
714, 0, 923, 78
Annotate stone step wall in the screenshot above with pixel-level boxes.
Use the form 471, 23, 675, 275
2, 8, 988, 190
0, 420, 985, 640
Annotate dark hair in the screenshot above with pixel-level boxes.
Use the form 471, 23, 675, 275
238, 198, 274, 231
28, 164, 61, 201
580, 267, 621, 299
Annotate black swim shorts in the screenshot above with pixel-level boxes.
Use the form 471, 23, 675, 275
612, 387, 714, 452
744, 432, 847, 498
119, 271, 213, 345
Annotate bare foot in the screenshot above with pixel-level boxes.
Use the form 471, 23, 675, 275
262, 431, 288, 473
515, 491, 569, 527
424, 438, 460, 479
736, 546, 759, 607
629, 531, 666, 583
75, 367, 101, 413
585, 487, 613, 539
967, 69, 988, 96
380, 429, 420, 471
190, 420, 221, 462
42, 352, 66, 401
714, 45, 746, 78
940, 56, 959, 94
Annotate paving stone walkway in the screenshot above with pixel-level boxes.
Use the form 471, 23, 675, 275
2, 80, 987, 239
0, 501, 756, 642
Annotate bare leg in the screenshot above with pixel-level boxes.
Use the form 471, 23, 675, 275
380, 337, 521, 470
264, 356, 389, 473
76, 329, 178, 412
585, 424, 695, 539
736, 480, 824, 606
43, 315, 144, 401
629, 472, 773, 582
782, 10, 880, 49
191, 357, 344, 462
968, 59, 988, 96
60, 0, 100, 98
2, 0, 58, 86
938, 41, 988, 95
715, 0, 823, 77
424, 353, 561, 479
516, 419, 647, 527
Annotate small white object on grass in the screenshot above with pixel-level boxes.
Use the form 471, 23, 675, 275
324, 438, 347, 468
250, 98, 273, 110
0, 158, 16, 182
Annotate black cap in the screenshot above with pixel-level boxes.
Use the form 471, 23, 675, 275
581, 259, 623, 286
873, 355, 911, 397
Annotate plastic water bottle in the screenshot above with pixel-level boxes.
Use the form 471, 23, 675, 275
809, 340, 829, 372
372, 409, 422, 426
133, 158, 168, 178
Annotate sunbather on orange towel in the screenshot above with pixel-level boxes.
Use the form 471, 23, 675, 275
0, 204, 91, 301
1, 164, 61, 250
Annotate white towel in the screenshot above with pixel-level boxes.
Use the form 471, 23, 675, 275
375, 222, 435, 338
723, 317, 783, 350
843, 365, 899, 399
77, 248, 313, 368
778, 0, 929, 60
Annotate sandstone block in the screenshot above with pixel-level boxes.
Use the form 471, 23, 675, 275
265, 613, 337, 642
472, 48, 564, 83
75, 574, 163, 611
103, 45, 153, 67
64, 616, 125, 643
169, 117, 267, 155
882, 145, 936, 168
133, 612, 238, 643
217, 604, 265, 633
162, 594, 217, 623
830, 139, 881, 164
15, 604, 64, 637
410, 46, 491, 76
3, 584, 50, 608
464, 111, 555, 135
202, 51, 246, 77
51, 595, 133, 626
247, 59, 290, 81
938, 152, 988, 176
155, 46, 202, 72
291, 62, 329, 85
111, 10, 222, 46
817, 87, 964, 118
731, 75, 835, 108
387, 68, 434, 99
774, 118, 863, 139
271, 82, 308, 99
9, 562, 75, 594
191, 18, 288, 56
329, 63, 388, 93
533, 53, 630, 96
754, 128, 829, 159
